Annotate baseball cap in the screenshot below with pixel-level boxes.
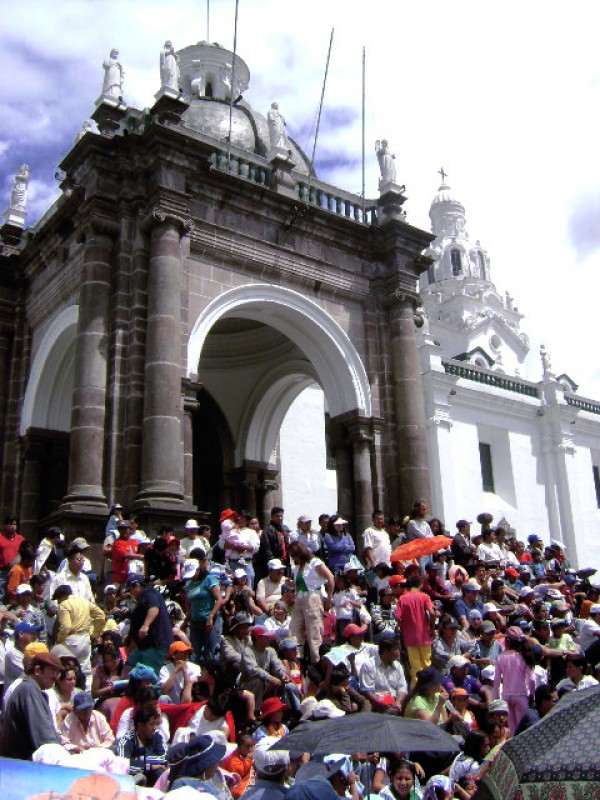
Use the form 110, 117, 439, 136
251, 626, 276, 638
253, 736, 290, 776
181, 559, 200, 580
589, 604, 600, 615
103, 584, 117, 594
298, 515, 312, 524
234, 569, 247, 580
481, 665, 496, 681
505, 626, 525, 642
16, 583, 33, 595
489, 699, 509, 713
519, 587, 535, 598
481, 620, 497, 634
463, 581, 481, 592
125, 574, 144, 587
15, 621, 44, 635
505, 568, 519, 579
448, 655, 470, 670
70, 537, 90, 550
24, 642, 49, 659
117, 520, 132, 529
343, 623, 367, 638
73, 691, 94, 711
550, 617, 568, 628
169, 641, 193, 657
456, 520, 472, 528
268, 558, 285, 571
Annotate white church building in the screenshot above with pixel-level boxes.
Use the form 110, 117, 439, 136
281, 179, 600, 573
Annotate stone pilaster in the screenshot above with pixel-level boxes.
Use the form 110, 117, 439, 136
19, 434, 44, 536
63, 221, 117, 511
389, 294, 432, 514
136, 211, 192, 508
182, 377, 201, 506
260, 468, 280, 530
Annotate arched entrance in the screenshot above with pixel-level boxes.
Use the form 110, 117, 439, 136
187, 285, 376, 530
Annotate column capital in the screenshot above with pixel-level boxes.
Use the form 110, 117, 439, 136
182, 376, 202, 411
141, 206, 195, 235
84, 215, 121, 240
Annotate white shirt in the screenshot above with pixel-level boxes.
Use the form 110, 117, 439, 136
476, 542, 504, 563
359, 654, 408, 699
290, 529, 321, 554
50, 567, 94, 603
556, 675, 598, 692
180, 536, 211, 558
159, 661, 202, 704
362, 527, 392, 566
405, 519, 433, 542
224, 527, 260, 561
577, 618, 600, 651
293, 558, 327, 592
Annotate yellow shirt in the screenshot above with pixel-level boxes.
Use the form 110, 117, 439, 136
57, 597, 105, 641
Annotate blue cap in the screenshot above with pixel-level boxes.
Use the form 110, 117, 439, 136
126, 574, 144, 587
73, 691, 94, 711
14, 621, 44, 635
129, 664, 158, 682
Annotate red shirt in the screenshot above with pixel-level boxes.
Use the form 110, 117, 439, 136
395, 589, 434, 647
0, 532, 24, 570
111, 538, 138, 584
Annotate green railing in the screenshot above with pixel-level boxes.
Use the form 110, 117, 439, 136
443, 360, 540, 397
566, 396, 600, 415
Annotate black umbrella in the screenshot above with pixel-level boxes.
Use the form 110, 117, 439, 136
575, 567, 596, 579
268, 713, 461, 755
476, 685, 600, 800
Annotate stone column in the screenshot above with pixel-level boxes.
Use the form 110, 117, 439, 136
63, 223, 116, 509
390, 295, 432, 514
182, 377, 201, 507
330, 422, 353, 518
137, 213, 191, 507
19, 434, 43, 536
260, 468, 280, 530
348, 419, 374, 539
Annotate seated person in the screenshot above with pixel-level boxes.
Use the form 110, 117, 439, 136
263, 601, 291, 642
240, 627, 289, 710
319, 665, 370, 714
113, 705, 167, 786
159, 641, 201, 704
442, 655, 490, 707
470, 621, 502, 668
370, 587, 397, 644
115, 686, 170, 746
445, 687, 478, 734
359, 634, 408, 714
60, 691, 115, 752
255, 559, 286, 613
252, 696, 289, 742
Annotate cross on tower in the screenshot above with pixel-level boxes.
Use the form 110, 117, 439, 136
438, 167, 448, 183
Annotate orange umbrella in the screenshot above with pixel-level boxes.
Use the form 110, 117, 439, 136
391, 536, 452, 563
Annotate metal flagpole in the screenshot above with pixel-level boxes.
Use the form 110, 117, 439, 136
307, 28, 334, 197
362, 45, 366, 222
226, 0, 240, 171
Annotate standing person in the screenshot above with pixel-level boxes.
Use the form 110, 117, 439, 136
451, 520, 476, 568
291, 516, 322, 556
54, 584, 105, 687
288, 541, 334, 664
256, 507, 288, 582
127, 576, 174, 674
186, 551, 226, 663
323, 515, 355, 575
362, 511, 392, 570
180, 519, 211, 559
225, 511, 261, 585
111, 520, 143, 587
395, 574, 435, 686
50, 546, 94, 602
34, 527, 65, 576
493, 626, 536, 735
1, 651, 63, 758
0, 516, 24, 603
405, 501, 433, 542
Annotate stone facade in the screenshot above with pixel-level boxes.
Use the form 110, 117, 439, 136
0, 42, 434, 544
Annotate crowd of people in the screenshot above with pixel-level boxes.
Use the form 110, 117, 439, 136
1, 503, 599, 800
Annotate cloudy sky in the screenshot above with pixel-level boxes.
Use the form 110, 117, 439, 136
2, 1, 600, 396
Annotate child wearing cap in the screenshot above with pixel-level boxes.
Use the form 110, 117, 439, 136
60, 691, 114, 752
159, 641, 202, 704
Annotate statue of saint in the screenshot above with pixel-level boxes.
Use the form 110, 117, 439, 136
160, 41, 180, 91
10, 165, 30, 211
102, 49, 124, 100
267, 102, 288, 149
540, 344, 553, 377
375, 139, 396, 183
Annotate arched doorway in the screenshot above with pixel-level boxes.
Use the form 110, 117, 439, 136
187, 285, 375, 531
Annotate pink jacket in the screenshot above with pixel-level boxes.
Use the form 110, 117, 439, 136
493, 649, 535, 698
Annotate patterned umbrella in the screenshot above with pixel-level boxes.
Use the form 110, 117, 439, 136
391, 536, 452, 563
476, 685, 600, 800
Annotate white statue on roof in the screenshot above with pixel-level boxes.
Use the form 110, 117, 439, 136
160, 41, 180, 92
101, 49, 124, 100
9, 165, 31, 211
267, 102, 289, 150
375, 139, 396, 183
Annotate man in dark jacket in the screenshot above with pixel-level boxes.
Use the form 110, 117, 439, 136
1, 651, 62, 758
255, 507, 288, 582
127, 577, 174, 673
451, 520, 476, 568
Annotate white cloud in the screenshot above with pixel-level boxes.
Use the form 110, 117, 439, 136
2, 0, 600, 398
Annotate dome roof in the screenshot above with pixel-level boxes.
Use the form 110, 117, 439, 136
430, 181, 464, 210
178, 42, 312, 175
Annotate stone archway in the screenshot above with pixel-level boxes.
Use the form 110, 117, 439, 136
187, 284, 376, 529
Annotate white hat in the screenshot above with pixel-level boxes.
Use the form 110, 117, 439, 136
268, 558, 285, 571
590, 604, 600, 615
519, 587, 535, 598
334, 518, 349, 525
233, 568, 247, 580
481, 665, 496, 681
448, 655, 470, 670
302, 698, 345, 720
185, 519, 200, 530
16, 583, 33, 595
181, 559, 200, 580
103, 584, 117, 594
253, 736, 290, 775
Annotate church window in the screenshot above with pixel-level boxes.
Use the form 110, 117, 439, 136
451, 249, 462, 276
479, 443, 495, 493
593, 465, 600, 509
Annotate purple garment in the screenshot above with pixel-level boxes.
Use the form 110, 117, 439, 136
323, 533, 355, 574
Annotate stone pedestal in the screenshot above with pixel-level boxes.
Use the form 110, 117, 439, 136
390, 295, 432, 513
136, 214, 190, 509
268, 150, 297, 198
92, 99, 127, 137
377, 184, 408, 223
62, 224, 115, 512
151, 89, 190, 126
